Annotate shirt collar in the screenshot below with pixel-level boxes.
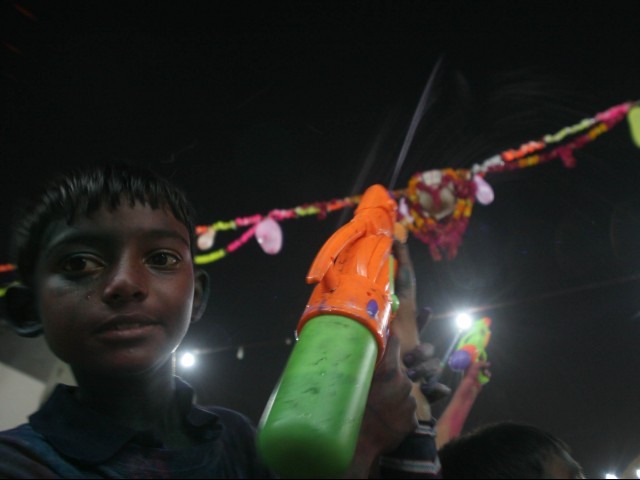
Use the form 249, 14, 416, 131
29, 376, 220, 464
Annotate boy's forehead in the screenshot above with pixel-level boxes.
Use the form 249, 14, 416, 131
40, 203, 191, 249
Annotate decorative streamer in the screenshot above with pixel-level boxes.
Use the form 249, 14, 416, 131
0, 100, 637, 295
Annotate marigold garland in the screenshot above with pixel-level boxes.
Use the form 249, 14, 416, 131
0, 100, 638, 296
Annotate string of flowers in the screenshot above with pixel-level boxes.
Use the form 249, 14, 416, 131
0, 100, 637, 291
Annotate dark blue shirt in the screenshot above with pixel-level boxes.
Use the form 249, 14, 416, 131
0, 378, 275, 479
0, 377, 440, 479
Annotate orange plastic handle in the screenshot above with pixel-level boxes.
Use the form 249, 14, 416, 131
298, 184, 398, 360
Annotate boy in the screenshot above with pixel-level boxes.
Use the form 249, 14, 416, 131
438, 422, 585, 479
0, 163, 444, 478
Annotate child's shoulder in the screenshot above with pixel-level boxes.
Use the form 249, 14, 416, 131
0, 423, 62, 478
0, 422, 47, 449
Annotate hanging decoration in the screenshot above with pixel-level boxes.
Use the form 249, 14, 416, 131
188, 100, 636, 264
255, 218, 284, 255
0, 100, 638, 294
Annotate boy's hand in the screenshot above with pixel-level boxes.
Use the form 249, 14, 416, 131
359, 335, 419, 455
403, 343, 452, 405
346, 334, 418, 478
460, 360, 491, 394
390, 240, 451, 415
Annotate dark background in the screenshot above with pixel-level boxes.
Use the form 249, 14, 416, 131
2, 2, 640, 477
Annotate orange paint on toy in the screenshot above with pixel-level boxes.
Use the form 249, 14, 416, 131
298, 184, 398, 360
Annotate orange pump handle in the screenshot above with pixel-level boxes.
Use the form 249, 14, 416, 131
298, 184, 398, 360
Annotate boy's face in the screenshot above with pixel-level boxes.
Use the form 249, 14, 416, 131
33, 202, 199, 378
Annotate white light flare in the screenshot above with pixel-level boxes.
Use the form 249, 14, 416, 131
179, 352, 196, 368
455, 312, 473, 331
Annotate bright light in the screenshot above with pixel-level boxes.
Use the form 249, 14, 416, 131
179, 352, 196, 368
455, 312, 473, 331
605, 474, 618, 479
635, 468, 640, 479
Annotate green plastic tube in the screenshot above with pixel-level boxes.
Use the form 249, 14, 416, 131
257, 314, 378, 478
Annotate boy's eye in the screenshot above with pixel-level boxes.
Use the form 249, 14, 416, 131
60, 255, 103, 273
146, 252, 181, 268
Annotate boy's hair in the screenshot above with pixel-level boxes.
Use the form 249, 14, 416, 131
11, 163, 197, 286
438, 421, 582, 479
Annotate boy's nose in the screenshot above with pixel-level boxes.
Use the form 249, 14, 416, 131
101, 260, 148, 305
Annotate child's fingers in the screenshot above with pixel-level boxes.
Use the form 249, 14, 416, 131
382, 334, 402, 364
392, 239, 411, 262
403, 343, 436, 368
421, 382, 452, 404
406, 357, 441, 382
373, 335, 415, 402
467, 360, 491, 376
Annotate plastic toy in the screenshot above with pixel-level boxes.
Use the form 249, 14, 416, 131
257, 184, 399, 478
448, 317, 492, 384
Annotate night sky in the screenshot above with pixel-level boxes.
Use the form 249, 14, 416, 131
2, 2, 640, 478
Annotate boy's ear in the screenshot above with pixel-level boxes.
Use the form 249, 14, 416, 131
4, 284, 43, 337
191, 269, 210, 323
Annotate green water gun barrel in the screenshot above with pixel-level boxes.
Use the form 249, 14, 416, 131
257, 314, 378, 478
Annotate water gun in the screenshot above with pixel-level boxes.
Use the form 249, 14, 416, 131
257, 184, 400, 478
447, 317, 492, 384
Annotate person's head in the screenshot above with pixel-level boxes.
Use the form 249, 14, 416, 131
438, 421, 584, 479
5, 163, 209, 379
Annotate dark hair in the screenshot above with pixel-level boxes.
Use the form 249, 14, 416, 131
438, 422, 582, 479
11, 163, 196, 286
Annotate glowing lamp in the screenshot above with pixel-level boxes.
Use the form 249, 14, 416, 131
455, 312, 473, 331
179, 352, 196, 368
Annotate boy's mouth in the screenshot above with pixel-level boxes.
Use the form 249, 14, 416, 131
95, 314, 160, 335
113, 322, 145, 330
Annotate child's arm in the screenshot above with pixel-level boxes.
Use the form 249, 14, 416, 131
368, 241, 450, 479
391, 241, 451, 419
390, 241, 431, 421
342, 240, 453, 478
343, 336, 451, 479
343, 334, 419, 478
435, 360, 490, 450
